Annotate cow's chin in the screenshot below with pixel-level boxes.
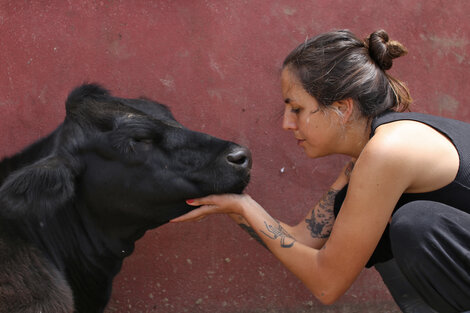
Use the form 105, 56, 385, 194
171, 173, 250, 199
190, 172, 251, 197
153, 182, 249, 225
148, 201, 196, 225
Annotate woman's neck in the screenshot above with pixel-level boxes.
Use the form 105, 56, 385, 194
340, 116, 372, 158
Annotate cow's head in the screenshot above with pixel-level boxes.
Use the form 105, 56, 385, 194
0, 84, 251, 235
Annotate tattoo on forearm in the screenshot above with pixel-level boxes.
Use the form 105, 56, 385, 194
259, 221, 296, 248
238, 224, 268, 249
305, 189, 339, 239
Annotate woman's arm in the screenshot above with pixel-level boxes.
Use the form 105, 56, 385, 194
226, 146, 407, 304
172, 138, 412, 304
171, 122, 459, 305
228, 160, 354, 250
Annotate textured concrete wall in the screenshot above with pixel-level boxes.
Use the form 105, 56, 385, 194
0, 1, 468, 312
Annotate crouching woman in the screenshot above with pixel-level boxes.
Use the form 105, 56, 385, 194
172, 29, 470, 313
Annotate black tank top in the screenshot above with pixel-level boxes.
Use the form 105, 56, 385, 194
333, 111, 470, 267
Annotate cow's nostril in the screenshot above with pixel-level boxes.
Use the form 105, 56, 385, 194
227, 147, 252, 169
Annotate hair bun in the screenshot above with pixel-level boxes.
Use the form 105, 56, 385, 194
365, 29, 408, 70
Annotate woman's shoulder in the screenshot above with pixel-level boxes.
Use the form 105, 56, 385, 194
358, 119, 438, 182
371, 111, 470, 137
363, 116, 460, 193
368, 117, 452, 159
367, 119, 419, 154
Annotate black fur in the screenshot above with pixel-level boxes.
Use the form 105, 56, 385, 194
0, 84, 251, 313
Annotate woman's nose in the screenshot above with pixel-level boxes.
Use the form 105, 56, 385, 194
282, 111, 297, 131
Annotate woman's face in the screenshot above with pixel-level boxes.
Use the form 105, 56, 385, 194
281, 67, 342, 158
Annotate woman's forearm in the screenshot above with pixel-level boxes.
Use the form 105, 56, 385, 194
228, 213, 269, 249
229, 185, 341, 250
235, 199, 331, 302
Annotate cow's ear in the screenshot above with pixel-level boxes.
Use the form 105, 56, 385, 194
65, 83, 141, 131
65, 83, 116, 131
65, 83, 110, 113
0, 157, 75, 219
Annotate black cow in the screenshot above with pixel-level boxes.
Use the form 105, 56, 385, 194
0, 84, 251, 313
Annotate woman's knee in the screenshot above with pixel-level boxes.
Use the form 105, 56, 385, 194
389, 201, 436, 259
388, 201, 470, 312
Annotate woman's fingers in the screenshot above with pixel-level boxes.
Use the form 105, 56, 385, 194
186, 194, 229, 207
170, 205, 217, 223
171, 194, 250, 223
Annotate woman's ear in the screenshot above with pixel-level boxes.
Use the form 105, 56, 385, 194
332, 98, 355, 124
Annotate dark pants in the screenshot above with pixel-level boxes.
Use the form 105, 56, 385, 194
377, 201, 470, 313
375, 259, 437, 313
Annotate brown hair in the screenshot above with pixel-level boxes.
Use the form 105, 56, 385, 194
283, 29, 412, 117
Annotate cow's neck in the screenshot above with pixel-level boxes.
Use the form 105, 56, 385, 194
28, 200, 156, 313
0, 127, 61, 185
20, 205, 113, 311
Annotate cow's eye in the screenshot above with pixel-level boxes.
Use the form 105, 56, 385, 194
133, 138, 153, 145
129, 138, 154, 153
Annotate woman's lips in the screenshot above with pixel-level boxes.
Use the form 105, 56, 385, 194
297, 139, 305, 146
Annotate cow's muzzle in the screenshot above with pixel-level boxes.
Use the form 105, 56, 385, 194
226, 146, 252, 170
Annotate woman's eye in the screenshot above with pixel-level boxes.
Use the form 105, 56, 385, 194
291, 107, 301, 114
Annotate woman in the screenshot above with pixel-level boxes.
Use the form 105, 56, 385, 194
171, 30, 470, 313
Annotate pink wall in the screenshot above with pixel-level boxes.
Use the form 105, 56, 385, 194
1, 1, 469, 312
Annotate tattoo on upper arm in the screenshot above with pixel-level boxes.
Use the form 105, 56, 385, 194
259, 221, 296, 248
238, 223, 268, 249
305, 189, 339, 239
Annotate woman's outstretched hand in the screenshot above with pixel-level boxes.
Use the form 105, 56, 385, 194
170, 194, 253, 223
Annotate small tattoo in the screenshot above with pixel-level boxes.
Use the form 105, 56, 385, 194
305, 189, 338, 239
260, 221, 296, 248
238, 224, 268, 249
344, 161, 355, 178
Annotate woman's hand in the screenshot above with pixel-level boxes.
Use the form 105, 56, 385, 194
170, 194, 254, 223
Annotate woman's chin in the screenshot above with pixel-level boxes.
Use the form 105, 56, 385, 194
303, 148, 330, 159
